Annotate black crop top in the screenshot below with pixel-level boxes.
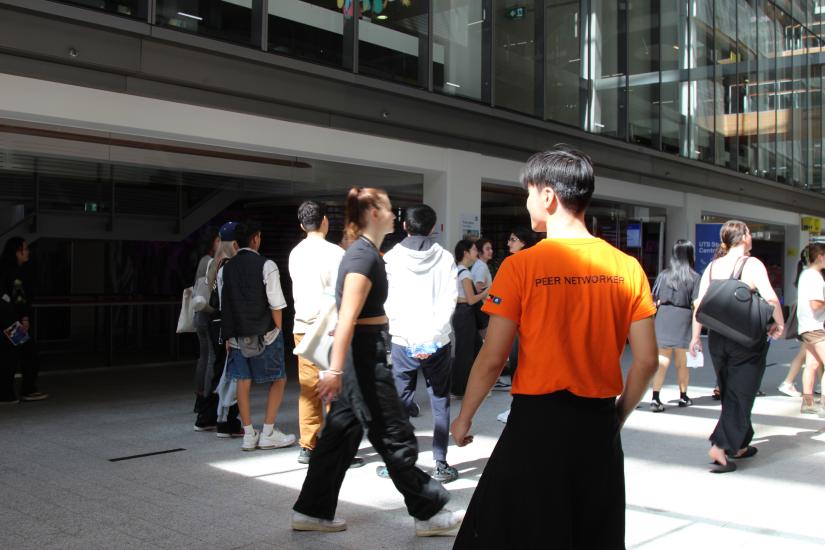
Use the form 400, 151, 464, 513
335, 236, 388, 318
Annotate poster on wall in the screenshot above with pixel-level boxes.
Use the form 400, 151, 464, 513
460, 213, 481, 239
695, 223, 723, 274
626, 223, 642, 248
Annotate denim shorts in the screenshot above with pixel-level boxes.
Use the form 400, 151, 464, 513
226, 332, 285, 383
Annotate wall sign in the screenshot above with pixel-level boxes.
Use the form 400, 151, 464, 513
695, 223, 723, 274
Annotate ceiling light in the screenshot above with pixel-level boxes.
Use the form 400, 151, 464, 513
445, 81, 461, 88
377, 14, 388, 20
177, 11, 203, 21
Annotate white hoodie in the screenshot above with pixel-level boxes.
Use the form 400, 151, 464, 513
383, 236, 458, 349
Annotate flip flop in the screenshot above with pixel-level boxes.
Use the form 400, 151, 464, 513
709, 460, 737, 474
727, 446, 758, 459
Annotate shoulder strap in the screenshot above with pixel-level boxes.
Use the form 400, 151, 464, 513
732, 256, 750, 280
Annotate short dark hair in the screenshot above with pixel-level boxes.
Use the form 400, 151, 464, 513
404, 204, 437, 236
520, 144, 594, 214
454, 239, 477, 262
234, 220, 262, 248
1, 237, 25, 267
511, 226, 536, 249
297, 201, 326, 231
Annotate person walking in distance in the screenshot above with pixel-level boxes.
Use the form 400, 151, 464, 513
383, 204, 459, 483
793, 243, 825, 415
289, 201, 364, 467
0, 238, 47, 403
450, 146, 659, 548
470, 237, 493, 337
689, 220, 784, 473
220, 221, 296, 452
649, 239, 701, 412
292, 187, 463, 536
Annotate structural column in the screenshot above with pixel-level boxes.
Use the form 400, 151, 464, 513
423, 149, 483, 250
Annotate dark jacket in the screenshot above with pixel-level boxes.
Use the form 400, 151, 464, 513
220, 250, 276, 339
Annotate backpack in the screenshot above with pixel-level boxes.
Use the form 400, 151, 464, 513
695, 256, 774, 347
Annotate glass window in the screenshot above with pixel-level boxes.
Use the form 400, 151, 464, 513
268, 0, 345, 68
57, 0, 147, 18
714, 0, 736, 170
737, 0, 759, 176
156, 0, 257, 47
432, 0, 484, 101
545, 0, 585, 127
627, 0, 658, 148
494, 0, 537, 115
688, 0, 714, 162
758, 0, 777, 180
792, 24, 811, 187
358, 0, 429, 87
811, 36, 823, 192
774, 5, 795, 183
587, 0, 627, 138
660, 0, 689, 156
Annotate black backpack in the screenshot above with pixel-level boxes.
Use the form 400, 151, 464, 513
696, 256, 774, 347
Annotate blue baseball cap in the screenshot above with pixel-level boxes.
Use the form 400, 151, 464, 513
219, 221, 237, 241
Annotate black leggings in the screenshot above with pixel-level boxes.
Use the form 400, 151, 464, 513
707, 331, 769, 453
293, 327, 449, 521
451, 304, 482, 396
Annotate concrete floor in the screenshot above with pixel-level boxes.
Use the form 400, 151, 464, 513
1, 337, 824, 549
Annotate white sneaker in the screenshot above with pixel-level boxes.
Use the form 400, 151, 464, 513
241, 429, 260, 451
292, 511, 347, 532
258, 428, 296, 450
415, 508, 465, 537
496, 409, 510, 423
778, 382, 802, 398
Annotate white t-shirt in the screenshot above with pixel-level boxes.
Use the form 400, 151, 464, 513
457, 265, 473, 300
288, 236, 345, 334
471, 259, 492, 289
797, 267, 825, 334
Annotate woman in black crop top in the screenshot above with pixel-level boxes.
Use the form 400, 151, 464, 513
293, 188, 460, 536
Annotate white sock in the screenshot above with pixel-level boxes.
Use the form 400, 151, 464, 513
263, 423, 274, 436
243, 424, 255, 435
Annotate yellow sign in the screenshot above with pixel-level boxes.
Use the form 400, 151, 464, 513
788, 248, 798, 257
801, 216, 821, 233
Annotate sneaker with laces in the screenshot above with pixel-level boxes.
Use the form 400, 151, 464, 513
241, 429, 260, 451
492, 378, 511, 391
432, 463, 459, 483
297, 447, 312, 464
292, 511, 347, 532
778, 382, 802, 397
258, 428, 296, 450
650, 400, 665, 413
414, 508, 465, 537
678, 396, 693, 407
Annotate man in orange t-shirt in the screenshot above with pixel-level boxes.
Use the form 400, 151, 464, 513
451, 146, 658, 549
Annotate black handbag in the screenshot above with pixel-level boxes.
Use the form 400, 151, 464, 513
696, 257, 775, 347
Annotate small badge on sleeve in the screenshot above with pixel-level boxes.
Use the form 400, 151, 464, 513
488, 294, 503, 305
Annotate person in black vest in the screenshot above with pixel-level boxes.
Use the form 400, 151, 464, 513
219, 221, 296, 452
0, 237, 47, 403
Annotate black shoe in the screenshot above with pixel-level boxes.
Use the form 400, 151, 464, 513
678, 396, 693, 407
297, 447, 312, 464
650, 400, 665, 413
408, 402, 421, 418
20, 392, 49, 402
349, 456, 365, 469
0, 397, 19, 405
194, 416, 217, 431
216, 419, 243, 438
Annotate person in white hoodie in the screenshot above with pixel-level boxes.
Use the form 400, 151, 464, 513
383, 204, 459, 483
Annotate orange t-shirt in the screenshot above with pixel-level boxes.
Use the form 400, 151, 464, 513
482, 238, 657, 398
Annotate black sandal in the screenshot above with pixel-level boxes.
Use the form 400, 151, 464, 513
727, 446, 758, 459
710, 460, 737, 473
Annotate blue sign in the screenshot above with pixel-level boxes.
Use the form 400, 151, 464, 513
695, 223, 722, 275
626, 223, 642, 248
